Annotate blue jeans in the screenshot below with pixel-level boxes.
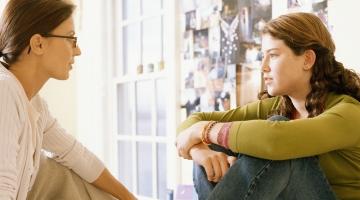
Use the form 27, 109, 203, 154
193, 116, 337, 200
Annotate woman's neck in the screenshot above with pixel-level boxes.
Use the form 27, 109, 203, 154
289, 94, 309, 119
9, 59, 49, 100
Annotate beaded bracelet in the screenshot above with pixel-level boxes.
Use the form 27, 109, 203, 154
201, 121, 217, 145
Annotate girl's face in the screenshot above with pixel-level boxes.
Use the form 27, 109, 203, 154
261, 34, 312, 97
41, 16, 81, 80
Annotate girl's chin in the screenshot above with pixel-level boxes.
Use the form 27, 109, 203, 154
267, 87, 278, 96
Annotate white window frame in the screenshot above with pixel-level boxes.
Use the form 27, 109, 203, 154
104, 0, 182, 199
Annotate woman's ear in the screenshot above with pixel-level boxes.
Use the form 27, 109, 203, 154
303, 49, 316, 70
29, 34, 46, 55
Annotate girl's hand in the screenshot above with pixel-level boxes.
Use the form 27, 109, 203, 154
176, 121, 208, 159
190, 143, 237, 182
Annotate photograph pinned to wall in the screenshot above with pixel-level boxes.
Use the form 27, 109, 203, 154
288, 0, 303, 9
180, 89, 200, 117
220, 0, 240, 65
184, 71, 195, 89
244, 41, 262, 64
238, 6, 251, 42
208, 63, 228, 111
287, 0, 312, 12
208, 0, 222, 27
196, 8, 210, 29
236, 64, 262, 106
193, 57, 211, 88
312, 0, 328, 27
197, 87, 216, 112
183, 30, 194, 60
180, 59, 195, 91
208, 26, 221, 58
185, 10, 197, 30
208, 57, 237, 111
193, 29, 209, 58
237, 0, 271, 64
251, 0, 272, 44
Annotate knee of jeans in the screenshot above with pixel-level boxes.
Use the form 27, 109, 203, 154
267, 115, 290, 122
193, 163, 205, 182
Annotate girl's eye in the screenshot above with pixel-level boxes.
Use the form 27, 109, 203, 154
269, 53, 278, 59
269, 54, 278, 58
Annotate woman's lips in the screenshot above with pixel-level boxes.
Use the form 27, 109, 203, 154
264, 77, 273, 84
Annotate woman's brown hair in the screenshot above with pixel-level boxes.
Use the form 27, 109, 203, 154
260, 12, 360, 118
0, 0, 75, 69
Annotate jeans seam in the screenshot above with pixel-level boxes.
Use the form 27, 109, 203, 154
243, 160, 273, 200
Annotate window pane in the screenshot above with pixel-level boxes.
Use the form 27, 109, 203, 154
117, 83, 132, 135
123, 24, 141, 75
136, 81, 152, 135
118, 141, 133, 191
142, 17, 162, 67
157, 143, 167, 199
122, 0, 140, 20
142, 0, 162, 15
137, 142, 153, 197
156, 79, 166, 136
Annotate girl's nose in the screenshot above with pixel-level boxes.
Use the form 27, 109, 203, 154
261, 56, 270, 72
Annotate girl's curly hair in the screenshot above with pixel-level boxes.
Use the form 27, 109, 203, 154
259, 12, 360, 118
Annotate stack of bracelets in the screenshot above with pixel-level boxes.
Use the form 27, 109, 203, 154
201, 121, 231, 148
201, 121, 217, 145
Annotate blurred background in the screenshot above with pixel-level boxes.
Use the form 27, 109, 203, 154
1, 0, 359, 199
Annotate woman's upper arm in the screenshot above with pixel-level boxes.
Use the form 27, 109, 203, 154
0, 82, 22, 198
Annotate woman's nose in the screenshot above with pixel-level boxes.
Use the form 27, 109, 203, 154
74, 46, 81, 56
261, 57, 270, 72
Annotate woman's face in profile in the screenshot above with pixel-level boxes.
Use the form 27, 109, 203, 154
261, 34, 311, 97
40, 16, 81, 80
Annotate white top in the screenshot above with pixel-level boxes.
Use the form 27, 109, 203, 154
0, 64, 105, 200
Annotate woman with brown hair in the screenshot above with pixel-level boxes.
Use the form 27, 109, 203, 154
0, 0, 136, 199
176, 12, 360, 200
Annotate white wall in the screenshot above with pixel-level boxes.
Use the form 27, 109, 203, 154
328, 0, 360, 72
74, 0, 110, 163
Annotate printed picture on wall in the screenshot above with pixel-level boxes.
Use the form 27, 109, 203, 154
312, 0, 328, 27
288, 0, 303, 9
183, 30, 194, 60
220, 0, 240, 64
251, 0, 272, 44
185, 10, 197, 30
193, 29, 209, 58
208, 26, 221, 58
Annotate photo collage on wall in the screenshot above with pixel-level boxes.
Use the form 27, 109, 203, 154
180, 0, 272, 117
287, 0, 328, 27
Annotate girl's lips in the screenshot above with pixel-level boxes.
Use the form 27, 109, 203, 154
264, 77, 273, 84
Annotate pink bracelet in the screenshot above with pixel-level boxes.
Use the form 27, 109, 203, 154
217, 122, 232, 148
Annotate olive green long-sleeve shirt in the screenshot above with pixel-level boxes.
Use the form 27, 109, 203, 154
178, 93, 360, 199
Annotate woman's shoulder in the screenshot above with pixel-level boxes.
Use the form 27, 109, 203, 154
325, 93, 360, 109
0, 65, 23, 100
